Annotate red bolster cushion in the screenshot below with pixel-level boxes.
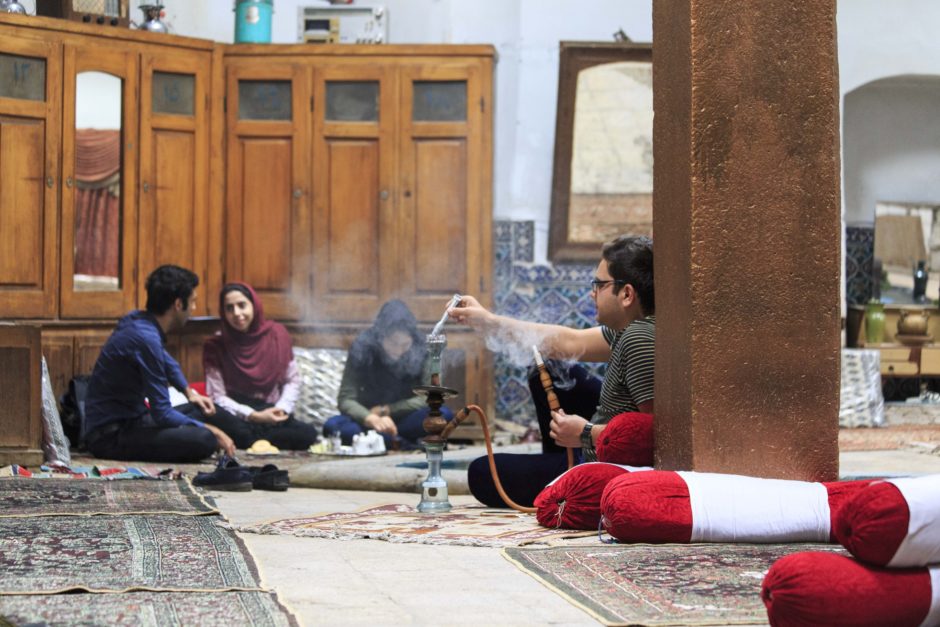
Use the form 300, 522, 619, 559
190, 381, 207, 396
594, 412, 654, 467
600, 470, 693, 543
534, 462, 633, 530
834, 475, 940, 567
761, 552, 936, 627
600, 471, 875, 544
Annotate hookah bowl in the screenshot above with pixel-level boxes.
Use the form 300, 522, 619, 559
414, 384, 458, 513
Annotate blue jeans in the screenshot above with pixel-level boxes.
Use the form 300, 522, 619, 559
323, 406, 455, 449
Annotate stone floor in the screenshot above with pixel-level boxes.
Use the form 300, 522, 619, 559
209, 442, 940, 626
62, 426, 940, 626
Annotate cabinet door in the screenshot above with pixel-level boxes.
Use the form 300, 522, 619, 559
397, 61, 489, 321
139, 51, 211, 315
310, 62, 398, 323
0, 37, 60, 318
60, 44, 138, 318
225, 61, 309, 320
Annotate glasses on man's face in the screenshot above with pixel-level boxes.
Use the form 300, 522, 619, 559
590, 279, 624, 294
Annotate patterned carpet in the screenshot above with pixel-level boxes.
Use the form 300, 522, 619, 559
239, 504, 594, 547
0, 477, 218, 517
503, 543, 849, 626
0, 515, 262, 594
0, 591, 297, 627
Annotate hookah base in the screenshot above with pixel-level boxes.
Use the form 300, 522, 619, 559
416, 481, 452, 513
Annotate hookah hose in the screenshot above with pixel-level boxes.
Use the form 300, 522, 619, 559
441, 402, 575, 515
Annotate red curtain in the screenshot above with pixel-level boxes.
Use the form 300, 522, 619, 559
73, 129, 120, 278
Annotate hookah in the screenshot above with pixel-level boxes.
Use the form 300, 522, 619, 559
415, 297, 575, 514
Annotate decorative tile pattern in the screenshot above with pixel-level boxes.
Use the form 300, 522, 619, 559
846, 224, 874, 305
492, 220, 600, 424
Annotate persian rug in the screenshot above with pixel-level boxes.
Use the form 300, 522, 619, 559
237, 504, 595, 547
0, 515, 263, 594
0, 478, 217, 517
502, 543, 849, 626
0, 591, 298, 627
0, 464, 168, 479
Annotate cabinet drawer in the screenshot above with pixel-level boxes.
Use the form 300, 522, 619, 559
881, 361, 918, 376
921, 348, 940, 375
880, 347, 913, 362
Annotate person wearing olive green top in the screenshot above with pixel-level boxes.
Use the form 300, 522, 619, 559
323, 300, 454, 449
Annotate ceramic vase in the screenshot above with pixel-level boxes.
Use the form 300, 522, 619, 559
865, 300, 886, 345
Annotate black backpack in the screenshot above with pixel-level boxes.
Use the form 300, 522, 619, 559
59, 375, 91, 450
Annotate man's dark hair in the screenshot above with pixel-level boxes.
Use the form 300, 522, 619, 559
602, 235, 654, 315
145, 265, 199, 315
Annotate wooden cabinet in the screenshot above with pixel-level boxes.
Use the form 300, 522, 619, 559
224, 46, 494, 324
0, 15, 217, 320
0, 18, 495, 427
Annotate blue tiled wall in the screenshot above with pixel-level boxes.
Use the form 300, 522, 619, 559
492, 221, 601, 425
846, 224, 874, 305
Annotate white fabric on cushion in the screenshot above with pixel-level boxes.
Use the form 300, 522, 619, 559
888, 475, 940, 568
680, 471, 831, 543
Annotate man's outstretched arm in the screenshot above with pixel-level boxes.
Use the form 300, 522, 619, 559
448, 295, 611, 362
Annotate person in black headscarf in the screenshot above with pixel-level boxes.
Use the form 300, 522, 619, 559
323, 300, 453, 449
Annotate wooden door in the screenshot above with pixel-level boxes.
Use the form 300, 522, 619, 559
397, 60, 489, 322
60, 43, 138, 318
225, 61, 309, 320
310, 62, 398, 323
138, 50, 211, 315
0, 324, 43, 466
0, 37, 61, 318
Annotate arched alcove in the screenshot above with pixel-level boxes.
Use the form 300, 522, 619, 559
844, 75, 940, 225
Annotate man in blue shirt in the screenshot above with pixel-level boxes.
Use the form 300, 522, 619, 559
83, 265, 237, 463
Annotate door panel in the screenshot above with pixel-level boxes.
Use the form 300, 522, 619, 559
139, 52, 210, 315
0, 38, 60, 318
60, 44, 138, 319
0, 120, 43, 286
412, 139, 468, 294
398, 62, 483, 321
239, 138, 293, 291
225, 62, 309, 320
311, 63, 395, 323
326, 140, 380, 294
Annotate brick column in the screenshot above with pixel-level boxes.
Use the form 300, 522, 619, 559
652, 1, 841, 480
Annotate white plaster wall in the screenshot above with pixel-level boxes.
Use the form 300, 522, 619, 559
837, 0, 940, 96
844, 78, 940, 224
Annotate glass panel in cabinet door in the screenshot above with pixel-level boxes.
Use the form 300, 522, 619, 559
325, 81, 379, 121
412, 81, 466, 122
152, 71, 195, 116
73, 71, 123, 292
238, 80, 291, 120
0, 53, 46, 101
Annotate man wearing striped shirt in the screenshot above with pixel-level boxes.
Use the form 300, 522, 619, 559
449, 235, 655, 507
